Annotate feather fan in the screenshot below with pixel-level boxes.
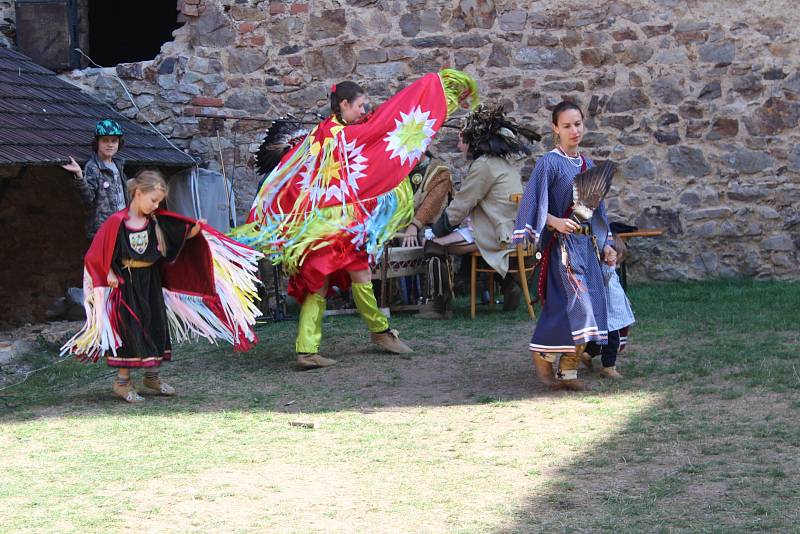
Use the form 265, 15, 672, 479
570, 160, 617, 223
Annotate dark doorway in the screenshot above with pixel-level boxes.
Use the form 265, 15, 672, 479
88, 0, 181, 66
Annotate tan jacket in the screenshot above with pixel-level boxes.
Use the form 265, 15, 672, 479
445, 155, 522, 277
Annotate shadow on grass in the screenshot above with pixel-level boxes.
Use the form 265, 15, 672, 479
2, 280, 800, 531
491, 279, 800, 532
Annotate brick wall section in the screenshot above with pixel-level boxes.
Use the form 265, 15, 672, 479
3, 0, 800, 280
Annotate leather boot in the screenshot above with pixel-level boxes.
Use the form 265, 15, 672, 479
600, 366, 623, 379
501, 275, 521, 311
296, 353, 337, 371
371, 329, 413, 354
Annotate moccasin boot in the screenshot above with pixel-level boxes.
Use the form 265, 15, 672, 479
113, 381, 144, 403
296, 353, 337, 371
600, 366, 623, 379
371, 329, 413, 354
142, 376, 177, 396
531, 352, 557, 388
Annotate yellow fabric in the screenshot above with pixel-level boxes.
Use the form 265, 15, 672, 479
558, 352, 580, 381
351, 281, 389, 333
295, 293, 326, 353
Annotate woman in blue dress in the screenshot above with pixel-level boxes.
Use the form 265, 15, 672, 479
514, 101, 617, 391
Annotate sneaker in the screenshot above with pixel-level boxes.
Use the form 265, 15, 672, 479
296, 353, 337, 371
370, 329, 413, 354
113, 381, 144, 403
142, 376, 176, 396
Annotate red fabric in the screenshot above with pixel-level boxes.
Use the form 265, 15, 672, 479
86, 209, 216, 296
84, 209, 256, 352
248, 72, 449, 223
287, 238, 370, 303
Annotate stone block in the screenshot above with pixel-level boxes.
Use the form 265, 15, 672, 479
453, 34, 489, 49
683, 207, 733, 221
651, 78, 685, 104
641, 23, 672, 37
487, 44, 510, 67
707, 118, 738, 140
655, 128, 680, 145
225, 90, 271, 113
606, 88, 650, 112
192, 5, 235, 47
731, 73, 763, 97
743, 97, 800, 136
580, 48, 611, 67
619, 155, 655, 180
601, 115, 634, 130
411, 36, 451, 48
619, 43, 654, 65
762, 235, 795, 251
515, 47, 575, 70
356, 61, 409, 79
612, 28, 638, 41
308, 9, 346, 39
499, 9, 526, 31
698, 81, 721, 100
719, 146, 774, 174
358, 49, 388, 64
227, 48, 267, 74
400, 13, 420, 37
698, 41, 735, 65
667, 146, 710, 177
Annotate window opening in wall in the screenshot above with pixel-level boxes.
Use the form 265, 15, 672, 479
88, 0, 182, 65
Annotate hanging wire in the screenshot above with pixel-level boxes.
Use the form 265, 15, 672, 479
73, 48, 196, 161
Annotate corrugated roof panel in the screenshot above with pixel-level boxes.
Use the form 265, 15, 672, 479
0, 48, 195, 167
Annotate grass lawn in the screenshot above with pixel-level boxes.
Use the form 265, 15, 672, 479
1, 279, 799, 533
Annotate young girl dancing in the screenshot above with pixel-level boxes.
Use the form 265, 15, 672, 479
62, 169, 263, 402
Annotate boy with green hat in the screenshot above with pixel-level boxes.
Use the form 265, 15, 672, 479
62, 119, 128, 238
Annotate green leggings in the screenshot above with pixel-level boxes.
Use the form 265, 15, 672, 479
295, 281, 389, 353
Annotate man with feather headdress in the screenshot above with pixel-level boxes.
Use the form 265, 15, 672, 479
426, 104, 541, 316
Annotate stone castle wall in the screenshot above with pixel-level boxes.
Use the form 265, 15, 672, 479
3, 0, 800, 280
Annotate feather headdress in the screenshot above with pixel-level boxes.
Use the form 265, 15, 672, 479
254, 115, 311, 176
570, 160, 617, 223
460, 104, 542, 158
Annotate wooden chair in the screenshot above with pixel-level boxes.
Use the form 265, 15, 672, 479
469, 193, 536, 320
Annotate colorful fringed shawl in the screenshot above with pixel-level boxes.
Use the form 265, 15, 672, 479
230, 70, 478, 297
61, 210, 263, 362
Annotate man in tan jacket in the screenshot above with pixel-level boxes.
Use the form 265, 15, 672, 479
428, 105, 539, 313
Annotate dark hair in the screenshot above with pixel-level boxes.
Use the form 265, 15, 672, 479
330, 81, 365, 121
551, 101, 584, 125
92, 135, 124, 153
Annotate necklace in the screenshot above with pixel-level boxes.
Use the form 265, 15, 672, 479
556, 145, 583, 167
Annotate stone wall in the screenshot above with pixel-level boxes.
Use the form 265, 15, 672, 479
4, 0, 800, 280
0, 167, 89, 327
0, 1, 14, 48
